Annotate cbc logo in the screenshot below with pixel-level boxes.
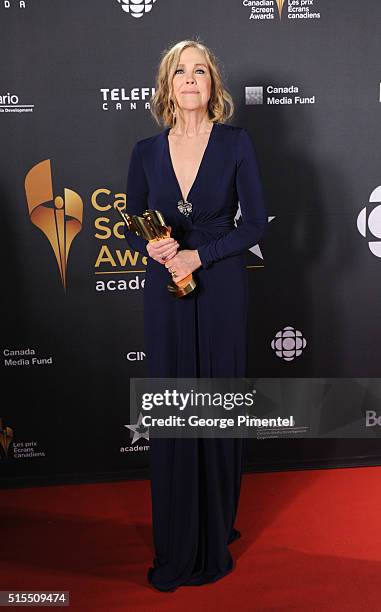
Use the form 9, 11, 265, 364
357, 185, 381, 257
117, 0, 157, 18
271, 326, 307, 362
126, 352, 146, 361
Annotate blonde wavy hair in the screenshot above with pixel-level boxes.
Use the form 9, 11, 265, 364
150, 39, 234, 128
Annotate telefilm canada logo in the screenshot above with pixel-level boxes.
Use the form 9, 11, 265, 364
116, 0, 157, 19
1, 1, 27, 8
242, 0, 321, 21
24, 160, 83, 291
100, 87, 155, 112
0, 92, 34, 114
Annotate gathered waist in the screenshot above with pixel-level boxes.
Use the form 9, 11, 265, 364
180, 215, 234, 236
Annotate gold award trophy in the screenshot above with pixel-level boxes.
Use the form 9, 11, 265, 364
115, 205, 196, 297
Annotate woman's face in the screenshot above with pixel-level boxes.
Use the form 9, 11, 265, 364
171, 47, 212, 116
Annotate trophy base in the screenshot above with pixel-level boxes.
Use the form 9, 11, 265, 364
167, 273, 196, 298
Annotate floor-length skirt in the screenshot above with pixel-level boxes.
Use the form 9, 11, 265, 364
145, 251, 247, 591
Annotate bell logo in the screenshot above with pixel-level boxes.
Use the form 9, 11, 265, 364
366, 411, 381, 426
25, 159, 83, 290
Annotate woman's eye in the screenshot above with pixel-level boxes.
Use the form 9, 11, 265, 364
175, 68, 206, 74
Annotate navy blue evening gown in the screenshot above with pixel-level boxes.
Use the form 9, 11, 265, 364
125, 122, 267, 591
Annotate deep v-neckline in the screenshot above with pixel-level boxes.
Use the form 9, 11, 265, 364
166, 122, 216, 203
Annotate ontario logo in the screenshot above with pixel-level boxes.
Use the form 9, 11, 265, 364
24, 160, 83, 290
116, 0, 157, 19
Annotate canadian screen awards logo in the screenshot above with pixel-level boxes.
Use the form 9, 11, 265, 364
242, 0, 321, 21
24, 160, 83, 290
0, 417, 46, 460
116, 0, 157, 18
0, 417, 13, 460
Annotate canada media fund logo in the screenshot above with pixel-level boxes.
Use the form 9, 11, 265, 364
25, 160, 83, 291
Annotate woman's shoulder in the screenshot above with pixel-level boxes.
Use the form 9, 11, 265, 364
215, 123, 249, 145
134, 130, 164, 153
216, 122, 246, 135
216, 122, 242, 132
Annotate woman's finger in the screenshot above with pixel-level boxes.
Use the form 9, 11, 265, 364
154, 237, 177, 248
161, 244, 179, 258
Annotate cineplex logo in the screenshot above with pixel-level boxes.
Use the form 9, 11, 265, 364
242, 0, 321, 21
24, 160, 83, 290
116, 0, 157, 18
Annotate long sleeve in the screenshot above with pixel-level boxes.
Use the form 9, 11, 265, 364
197, 128, 267, 269
124, 142, 148, 254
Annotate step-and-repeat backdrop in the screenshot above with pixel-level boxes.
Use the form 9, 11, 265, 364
2, 0, 381, 486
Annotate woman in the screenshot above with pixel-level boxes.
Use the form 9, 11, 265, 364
125, 40, 267, 591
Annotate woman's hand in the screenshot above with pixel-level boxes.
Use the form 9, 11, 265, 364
146, 229, 179, 264
164, 250, 202, 282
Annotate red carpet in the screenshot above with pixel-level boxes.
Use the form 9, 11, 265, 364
1, 466, 380, 611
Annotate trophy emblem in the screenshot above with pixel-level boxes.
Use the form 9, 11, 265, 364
25, 159, 83, 290
115, 205, 196, 298
0, 417, 13, 459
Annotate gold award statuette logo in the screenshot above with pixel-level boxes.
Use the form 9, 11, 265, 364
276, 0, 285, 19
0, 417, 13, 459
25, 159, 83, 290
